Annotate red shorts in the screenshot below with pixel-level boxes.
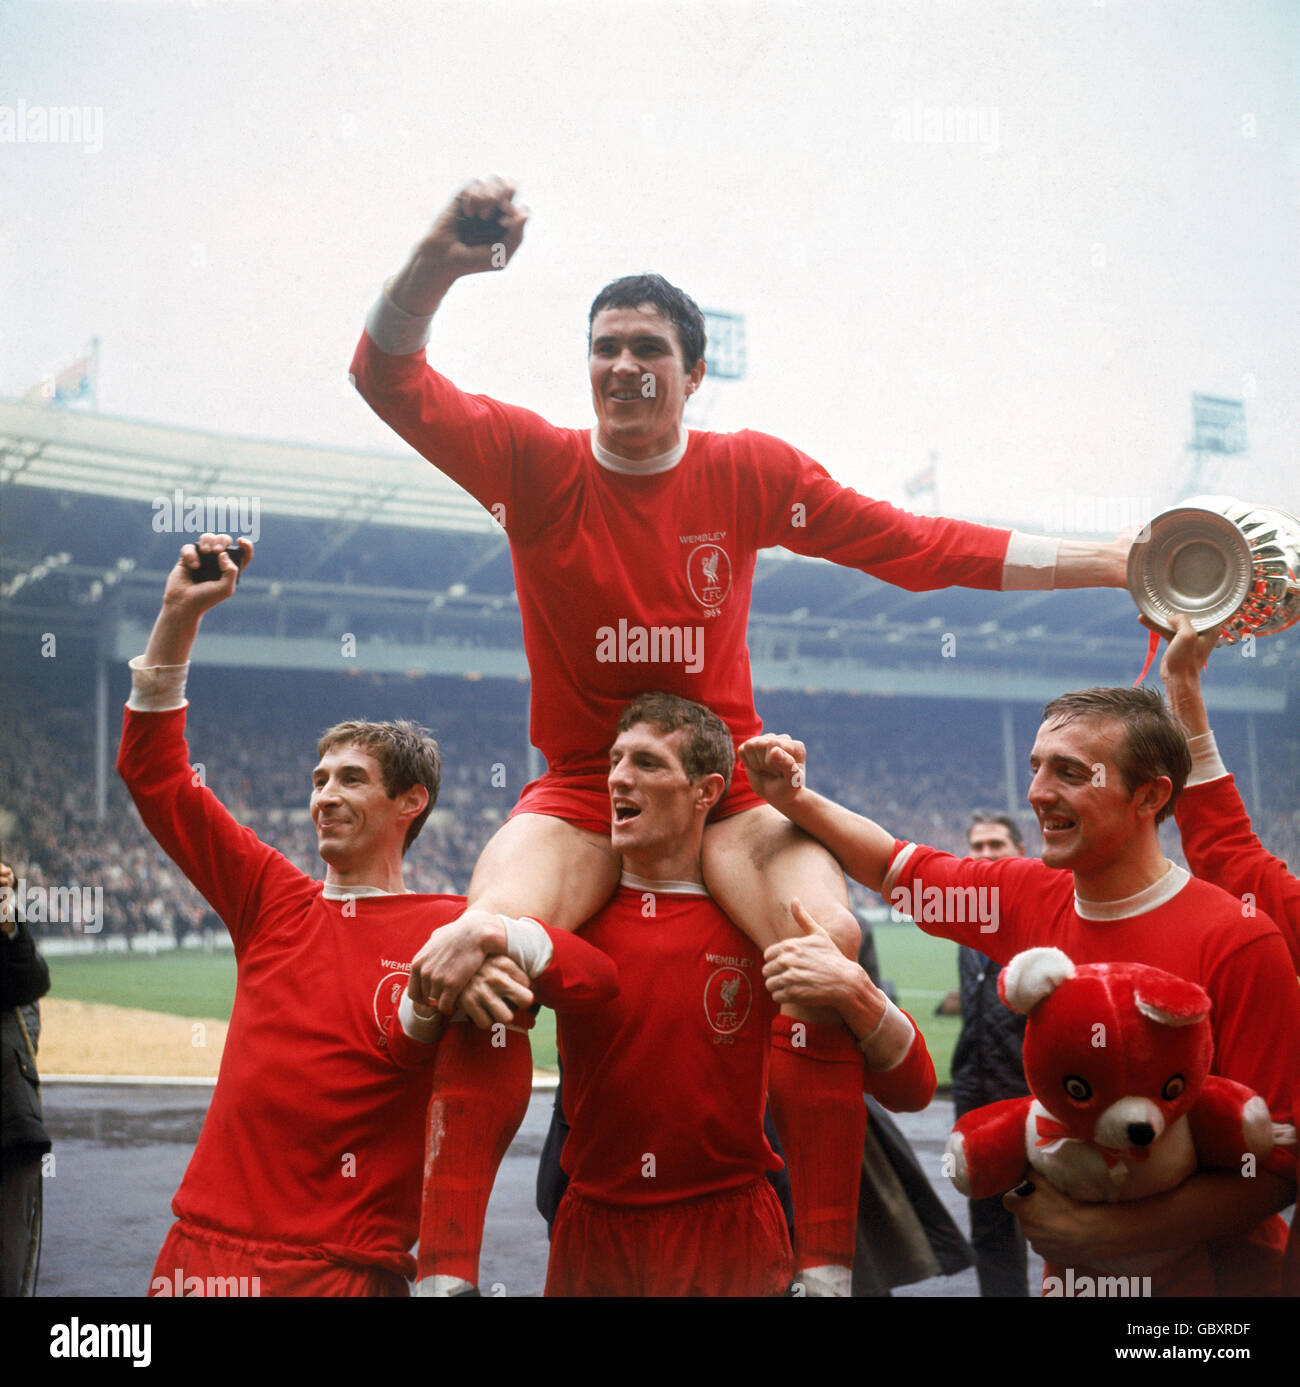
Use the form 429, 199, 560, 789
545, 1179, 793, 1297
147, 1221, 409, 1298
510, 763, 766, 836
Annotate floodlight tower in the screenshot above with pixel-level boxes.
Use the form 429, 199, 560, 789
1180, 392, 1247, 499
687, 309, 747, 426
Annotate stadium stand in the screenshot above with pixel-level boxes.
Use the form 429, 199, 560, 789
3, 398, 1297, 945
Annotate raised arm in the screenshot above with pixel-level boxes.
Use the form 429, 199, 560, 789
737, 734, 897, 891
1048, 536, 1131, 589
360, 177, 528, 367
1159, 613, 1300, 966
141, 532, 253, 669
747, 434, 1131, 597
384, 176, 527, 322
119, 535, 324, 952
350, 179, 571, 536
1157, 611, 1218, 737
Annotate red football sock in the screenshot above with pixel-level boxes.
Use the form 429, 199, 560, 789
769, 1014, 866, 1286
415, 1018, 533, 1292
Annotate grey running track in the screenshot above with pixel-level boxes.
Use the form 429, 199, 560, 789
35, 1082, 1031, 1297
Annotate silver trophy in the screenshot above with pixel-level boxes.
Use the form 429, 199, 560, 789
1127, 495, 1300, 645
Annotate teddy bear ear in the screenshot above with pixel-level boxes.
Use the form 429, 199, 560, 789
999, 947, 1076, 1014
1133, 969, 1211, 1027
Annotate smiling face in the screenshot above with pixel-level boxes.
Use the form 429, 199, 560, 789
588, 305, 706, 461
1027, 715, 1166, 876
608, 721, 722, 875
310, 743, 424, 876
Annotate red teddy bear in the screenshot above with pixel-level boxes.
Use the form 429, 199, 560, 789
945, 947, 1287, 1297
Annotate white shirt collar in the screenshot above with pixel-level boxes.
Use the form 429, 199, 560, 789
322, 883, 399, 901
1075, 862, 1189, 920
621, 869, 710, 898
590, 429, 689, 476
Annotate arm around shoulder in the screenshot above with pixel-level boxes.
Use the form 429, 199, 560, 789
737, 734, 897, 892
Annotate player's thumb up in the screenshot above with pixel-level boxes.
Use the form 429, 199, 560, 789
789, 898, 828, 937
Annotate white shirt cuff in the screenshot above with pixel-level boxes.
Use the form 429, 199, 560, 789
1001, 531, 1060, 590
881, 841, 917, 899
857, 998, 915, 1071
1185, 730, 1230, 787
126, 657, 189, 712
504, 916, 554, 978
365, 283, 434, 356
398, 991, 443, 1043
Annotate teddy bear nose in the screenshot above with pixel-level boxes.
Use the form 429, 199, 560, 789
1126, 1122, 1156, 1147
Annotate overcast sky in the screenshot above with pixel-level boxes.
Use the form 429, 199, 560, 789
3, 0, 1297, 528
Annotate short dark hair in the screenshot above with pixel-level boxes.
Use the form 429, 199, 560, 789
1040, 687, 1191, 824
316, 720, 441, 853
588, 274, 707, 370
967, 812, 1024, 849
613, 692, 734, 793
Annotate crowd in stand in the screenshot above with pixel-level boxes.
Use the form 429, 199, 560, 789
2, 688, 1296, 944
0, 696, 528, 941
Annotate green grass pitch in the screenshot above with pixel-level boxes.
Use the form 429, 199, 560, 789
871, 921, 963, 1086
47, 923, 965, 1082
49, 951, 238, 1022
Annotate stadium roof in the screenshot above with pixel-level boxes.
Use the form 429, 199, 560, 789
0, 398, 493, 534
1, 395, 1077, 543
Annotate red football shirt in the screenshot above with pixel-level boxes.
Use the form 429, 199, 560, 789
1177, 774, 1300, 973
118, 706, 466, 1276
883, 844, 1299, 1118
352, 333, 1011, 775
556, 882, 781, 1205
883, 842, 1300, 1293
